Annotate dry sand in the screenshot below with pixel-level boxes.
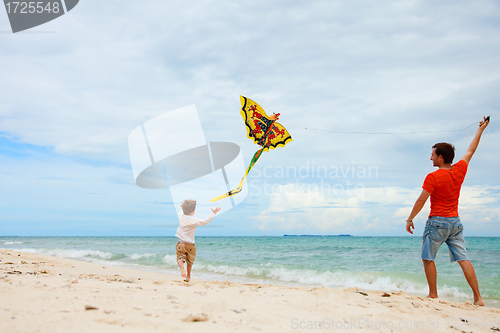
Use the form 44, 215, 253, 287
1, 249, 499, 332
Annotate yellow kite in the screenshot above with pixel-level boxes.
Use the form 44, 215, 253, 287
210, 96, 293, 202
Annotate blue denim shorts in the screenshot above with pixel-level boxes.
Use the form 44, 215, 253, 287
421, 216, 468, 262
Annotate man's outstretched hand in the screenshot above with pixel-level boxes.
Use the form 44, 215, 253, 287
406, 221, 414, 234
212, 207, 221, 214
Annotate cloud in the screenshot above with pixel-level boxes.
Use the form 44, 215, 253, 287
254, 184, 400, 233
459, 186, 500, 232
253, 183, 500, 235
1, 1, 499, 164
1, 0, 500, 235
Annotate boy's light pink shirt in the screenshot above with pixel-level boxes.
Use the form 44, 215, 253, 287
175, 212, 216, 244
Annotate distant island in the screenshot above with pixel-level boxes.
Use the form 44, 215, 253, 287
283, 234, 352, 237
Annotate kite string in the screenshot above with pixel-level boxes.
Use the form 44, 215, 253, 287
298, 122, 478, 135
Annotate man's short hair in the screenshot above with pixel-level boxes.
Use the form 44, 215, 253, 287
432, 142, 455, 164
181, 199, 196, 215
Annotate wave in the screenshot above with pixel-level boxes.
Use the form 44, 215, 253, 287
14, 248, 114, 261
8, 247, 171, 268
1, 242, 480, 303
45, 249, 114, 260
162, 255, 179, 267
192, 262, 470, 300
2, 241, 23, 245
9, 248, 38, 254
127, 253, 156, 260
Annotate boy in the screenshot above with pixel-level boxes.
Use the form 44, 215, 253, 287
175, 199, 221, 282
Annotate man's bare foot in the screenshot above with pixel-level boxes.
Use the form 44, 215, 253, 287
426, 294, 438, 299
184, 277, 190, 282
474, 298, 485, 306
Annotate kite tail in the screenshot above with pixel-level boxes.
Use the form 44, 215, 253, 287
209, 148, 265, 202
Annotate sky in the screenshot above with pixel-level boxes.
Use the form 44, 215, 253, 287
1, 0, 499, 237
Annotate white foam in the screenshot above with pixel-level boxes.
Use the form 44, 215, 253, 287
60, 249, 111, 260
2, 244, 478, 304
29, 248, 114, 260
128, 253, 155, 260
438, 285, 470, 300
201, 264, 262, 276
162, 255, 178, 267
188, 263, 475, 301
3, 241, 23, 245
12, 248, 39, 254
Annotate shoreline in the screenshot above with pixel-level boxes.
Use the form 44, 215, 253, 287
3, 244, 496, 309
2, 249, 499, 332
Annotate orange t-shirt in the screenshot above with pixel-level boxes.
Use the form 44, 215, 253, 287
422, 159, 468, 217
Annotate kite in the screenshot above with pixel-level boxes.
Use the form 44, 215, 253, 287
210, 96, 293, 202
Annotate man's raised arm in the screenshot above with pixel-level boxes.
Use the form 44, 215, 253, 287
461, 116, 490, 164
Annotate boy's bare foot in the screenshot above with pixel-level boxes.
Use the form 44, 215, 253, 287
179, 266, 186, 278
184, 277, 190, 282
177, 259, 187, 278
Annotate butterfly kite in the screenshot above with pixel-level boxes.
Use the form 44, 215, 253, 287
210, 96, 293, 202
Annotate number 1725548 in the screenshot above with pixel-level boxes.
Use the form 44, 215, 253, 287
5, 2, 61, 14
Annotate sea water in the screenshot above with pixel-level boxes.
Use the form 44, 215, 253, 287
1, 236, 499, 308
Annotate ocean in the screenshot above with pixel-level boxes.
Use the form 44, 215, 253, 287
1, 236, 499, 308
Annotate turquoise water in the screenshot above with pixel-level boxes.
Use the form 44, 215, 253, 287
1, 236, 499, 308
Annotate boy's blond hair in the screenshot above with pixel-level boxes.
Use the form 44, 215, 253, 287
181, 199, 197, 215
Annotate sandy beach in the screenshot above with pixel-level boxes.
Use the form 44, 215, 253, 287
1, 249, 499, 333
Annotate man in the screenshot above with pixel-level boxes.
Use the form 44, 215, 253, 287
406, 116, 489, 306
